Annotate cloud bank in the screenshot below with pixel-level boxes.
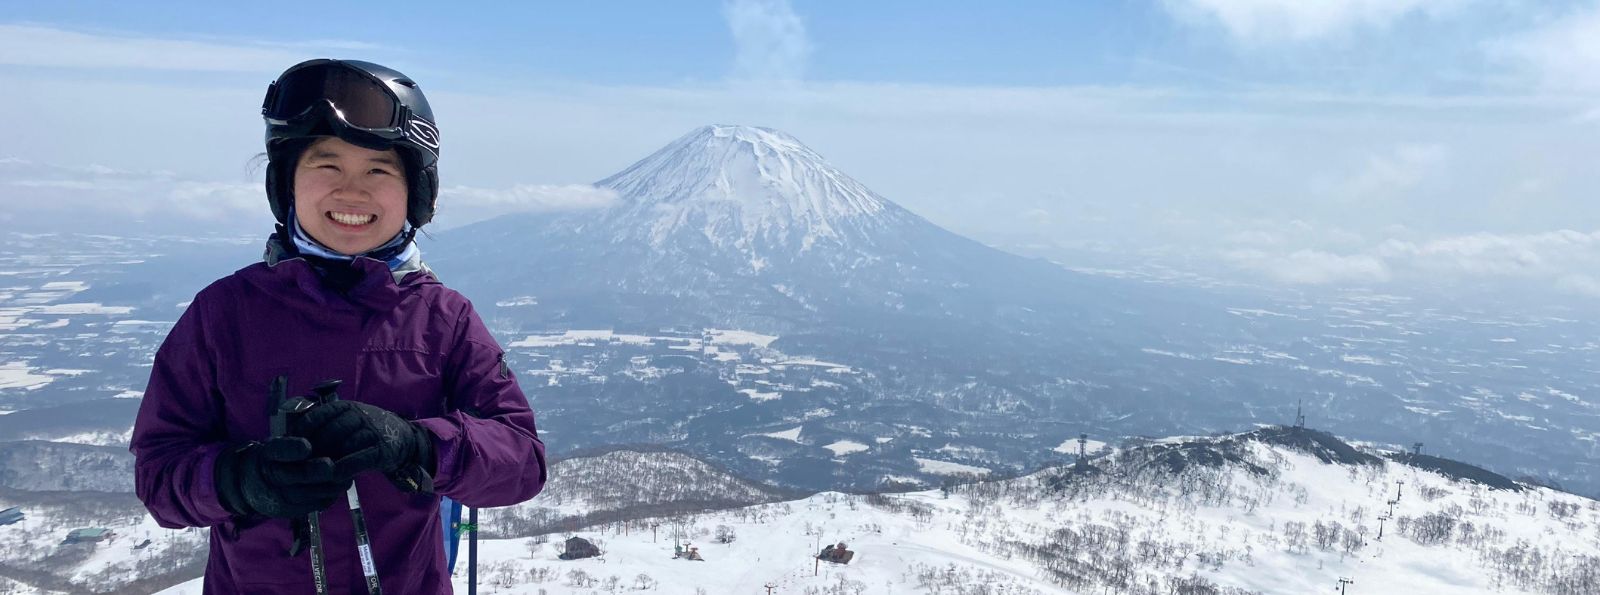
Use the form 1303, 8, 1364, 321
1223, 225, 1600, 297
1, 157, 616, 233
430, 184, 619, 229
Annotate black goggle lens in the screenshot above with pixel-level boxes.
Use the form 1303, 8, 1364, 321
268, 64, 398, 129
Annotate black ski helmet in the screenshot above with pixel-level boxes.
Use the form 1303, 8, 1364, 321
262, 59, 441, 228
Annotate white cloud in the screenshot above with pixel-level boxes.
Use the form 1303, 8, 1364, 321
722, 0, 811, 82
1225, 248, 1392, 284
1163, 0, 1466, 43
0, 24, 354, 73
1224, 226, 1600, 297
166, 181, 262, 221
1021, 208, 1053, 226
2, 156, 617, 232
1339, 143, 1450, 201
1489, 5, 1600, 91
1556, 274, 1600, 298
1, 157, 263, 227
428, 184, 619, 229
1376, 229, 1600, 276
1224, 230, 1285, 246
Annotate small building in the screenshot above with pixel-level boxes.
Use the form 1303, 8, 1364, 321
818, 542, 854, 564
63, 528, 114, 545
558, 536, 601, 560
0, 507, 22, 526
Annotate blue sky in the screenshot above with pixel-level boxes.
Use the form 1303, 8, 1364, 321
4, 1, 1569, 88
4, 2, 1173, 85
4, 1, 1600, 299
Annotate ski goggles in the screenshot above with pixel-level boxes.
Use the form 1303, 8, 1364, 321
262, 60, 439, 160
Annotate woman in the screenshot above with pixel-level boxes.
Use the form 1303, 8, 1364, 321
130, 58, 547, 594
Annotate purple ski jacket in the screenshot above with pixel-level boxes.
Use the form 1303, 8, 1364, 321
131, 246, 546, 594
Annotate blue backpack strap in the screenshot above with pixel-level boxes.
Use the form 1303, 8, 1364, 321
441, 496, 463, 572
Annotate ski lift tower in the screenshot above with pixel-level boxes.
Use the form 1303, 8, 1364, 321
1074, 433, 1089, 468
1294, 399, 1306, 429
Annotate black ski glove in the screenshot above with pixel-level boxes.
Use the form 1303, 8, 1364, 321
214, 436, 352, 519
291, 400, 436, 490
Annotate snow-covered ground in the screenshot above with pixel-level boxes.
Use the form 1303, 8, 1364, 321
1052, 437, 1108, 455
0, 495, 205, 593
0, 361, 55, 390
824, 440, 869, 456
758, 426, 804, 442
138, 431, 1600, 594
25, 426, 135, 447
912, 457, 991, 477
538, 441, 1592, 594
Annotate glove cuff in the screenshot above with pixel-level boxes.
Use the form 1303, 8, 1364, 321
385, 423, 437, 493
410, 422, 436, 475
213, 443, 256, 517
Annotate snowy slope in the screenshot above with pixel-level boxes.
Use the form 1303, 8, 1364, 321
151, 428, 1600, 594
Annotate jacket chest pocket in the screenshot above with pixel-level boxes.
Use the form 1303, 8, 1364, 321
355, 344, 447, 420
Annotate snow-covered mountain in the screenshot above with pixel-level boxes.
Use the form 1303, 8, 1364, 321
596, 125, 912, 258
128, 426, 1597, 595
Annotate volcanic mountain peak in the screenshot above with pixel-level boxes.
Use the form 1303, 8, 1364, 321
594, 125, 906, 250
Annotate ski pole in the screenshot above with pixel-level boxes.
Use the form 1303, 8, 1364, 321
271, 377, 329, 595
468, 506, 479, 595
306, 380, 384, 595
307, 513, 328, 595
348, 486, 382, 594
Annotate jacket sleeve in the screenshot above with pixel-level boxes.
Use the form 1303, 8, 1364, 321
416, 299, 547, 507
129, 300, 232, 529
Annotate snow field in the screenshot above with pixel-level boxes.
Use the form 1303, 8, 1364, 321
0, 496, 205, 592
449, 492, 1054, 594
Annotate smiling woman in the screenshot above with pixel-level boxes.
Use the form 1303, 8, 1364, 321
128, 58, 548, 595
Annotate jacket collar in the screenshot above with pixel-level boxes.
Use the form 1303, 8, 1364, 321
259, 233, 439, 312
